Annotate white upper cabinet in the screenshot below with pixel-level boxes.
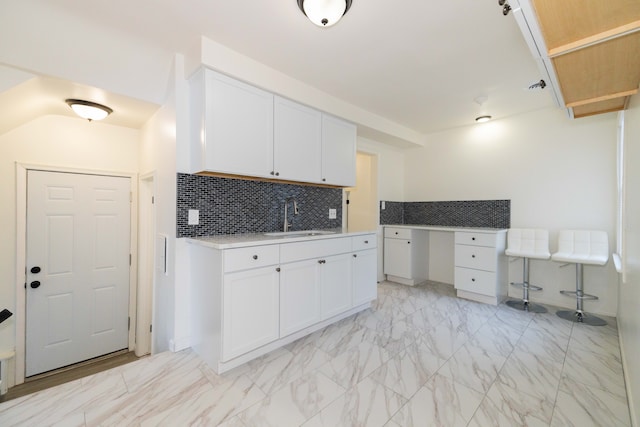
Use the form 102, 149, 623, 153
274, 96, 322, 183
190, 68, 356, 187
190, 69, 274, 178
321, 114, 356, 187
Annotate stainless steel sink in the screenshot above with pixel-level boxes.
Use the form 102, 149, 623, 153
264, 230, 336, 237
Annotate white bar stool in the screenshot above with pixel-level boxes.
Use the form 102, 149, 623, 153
505, 229, 550, 313
552, 230, 609, 326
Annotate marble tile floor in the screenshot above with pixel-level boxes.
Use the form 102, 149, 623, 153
0, 280, 631, 426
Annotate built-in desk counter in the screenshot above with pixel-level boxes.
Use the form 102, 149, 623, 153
383, 225, 507, 305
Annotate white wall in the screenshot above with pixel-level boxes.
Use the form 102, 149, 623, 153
0, 115, 139, 355
618, 97, 640, 425
0, 1, 174, 105
404, 107, 619, 316
137, 54, 192, 352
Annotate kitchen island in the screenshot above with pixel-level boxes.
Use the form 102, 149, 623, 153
187, 230, 377, 374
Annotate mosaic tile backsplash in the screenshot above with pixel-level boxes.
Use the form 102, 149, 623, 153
380, 200, 510, 229
177, 173, 343, 238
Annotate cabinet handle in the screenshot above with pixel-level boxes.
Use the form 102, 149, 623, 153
353, 254, 357, 258
395, 232, 399, 235
318, 259, 326, 264
253, 255, 258, 260
364, 240, 369, 244
270, 171, 275, 176
407, 241, 411, 244
472, 278, 476, 282
471, 254, 475, 258
276, 267, 281, 272
322, 178, 326, 182
472, 237, 476, 241
275, 172, 280, 176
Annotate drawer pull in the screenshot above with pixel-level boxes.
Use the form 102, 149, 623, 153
353, 254, 357, 258
364, 240, 369, 244
407, 241, 411, 244
395, 232, 399, 235
472, 237, 476, 241
472, 254, 476, 258
276, 267, 281, 272
318, 259, 326, 264
253, 255, 258, 260
472, 278, 476, 282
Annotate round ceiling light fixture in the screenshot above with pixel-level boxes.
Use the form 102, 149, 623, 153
65, 99, 113, 121
297, 0, 353, 27
475, 115, 492, 123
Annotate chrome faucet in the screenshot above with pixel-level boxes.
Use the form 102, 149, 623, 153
283, 197, 299, 232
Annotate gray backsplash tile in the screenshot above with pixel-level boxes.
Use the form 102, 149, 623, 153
177, 173, 342, 238
380, 200, 510, 229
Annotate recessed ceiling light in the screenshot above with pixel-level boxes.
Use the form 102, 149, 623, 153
65, 99, 113, 121
475, 115, 492, 123
297, 0, 353, 27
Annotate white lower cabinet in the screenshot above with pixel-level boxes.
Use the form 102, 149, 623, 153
280, 259, 321, 337
190, 232, 377, 374
222, 266, 280, 361
320, 254, 352, 320
454, 230, 507, 305
352, 249, 377, 306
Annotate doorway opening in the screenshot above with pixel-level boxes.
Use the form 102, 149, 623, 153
345, 151, 379, 232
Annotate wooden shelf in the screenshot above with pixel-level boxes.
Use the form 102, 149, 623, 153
530, 0, 640, 118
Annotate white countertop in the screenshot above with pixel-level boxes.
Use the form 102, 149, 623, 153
186, 229, 376, 249
384, 224, 507, 233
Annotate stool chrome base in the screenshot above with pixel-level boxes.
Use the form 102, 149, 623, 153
506, 299, 547, 313
557, 310, 607, 326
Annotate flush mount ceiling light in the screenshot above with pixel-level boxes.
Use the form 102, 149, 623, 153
65, 98, 113, 121
297, 0, 353, 27
474, 95, 491, 123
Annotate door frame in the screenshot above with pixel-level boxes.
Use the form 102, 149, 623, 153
137, 172, 156, 356
14, 163, 141, 385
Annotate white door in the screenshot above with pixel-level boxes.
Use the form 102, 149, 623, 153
26, 170, 131, 377
280, 259, 321, 337
273, 96, 322, 183
320, 254, 352, 320
321, 114, 356, 186
222, 266, 280, 361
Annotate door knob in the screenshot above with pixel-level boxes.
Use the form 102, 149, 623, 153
30, 281, 41, 289
31, 266, 41, 274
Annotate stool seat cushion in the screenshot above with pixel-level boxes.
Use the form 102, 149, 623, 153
551, 230, 609, 265
505, 228, 551, 260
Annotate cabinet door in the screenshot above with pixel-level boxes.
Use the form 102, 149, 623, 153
222, 266, 280, 361
321, 114, 356, 186
204, 70, 274, 177
280, 259, 321, 337
274, 96, 322, 183
353, 249, 377, 306
320, 253, 352, 320
384, 238, 413, 278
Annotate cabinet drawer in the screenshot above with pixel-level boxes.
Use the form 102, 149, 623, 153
454, 267, 496, 296
281, 237, 351, 263
455, 244, 497, 271
352, 234, 377, 251
384, 227, 412, 239
224, 245, 279, 272
455, 232, 497, 247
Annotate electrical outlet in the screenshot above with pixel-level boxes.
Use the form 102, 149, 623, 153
329, 208, 337, 219
188, 209, 199, 225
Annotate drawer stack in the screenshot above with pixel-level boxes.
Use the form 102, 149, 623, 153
454, 230, 507, 305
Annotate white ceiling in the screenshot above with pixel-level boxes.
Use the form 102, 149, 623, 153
5, 0, 558, 136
